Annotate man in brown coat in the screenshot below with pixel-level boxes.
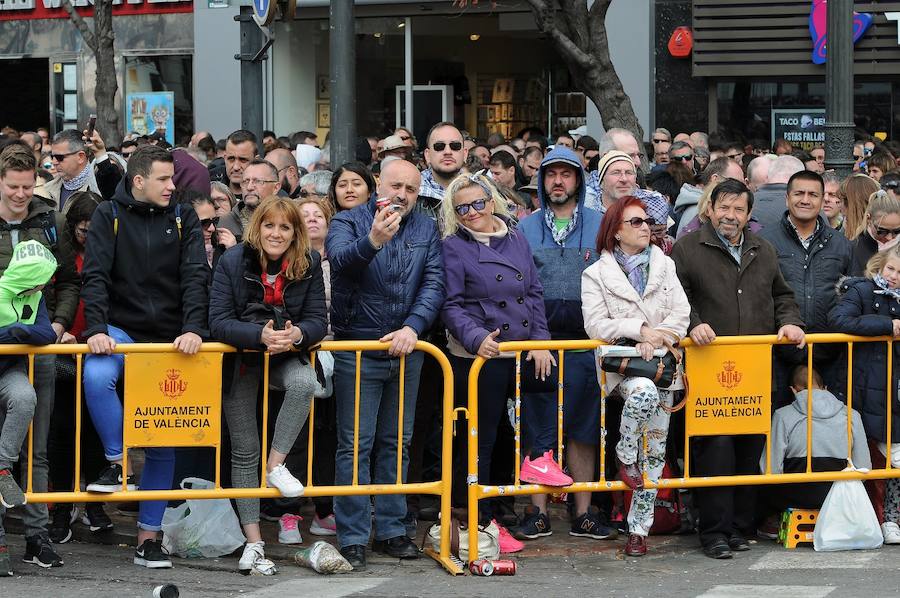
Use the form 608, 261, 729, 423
671, 178, 805, 560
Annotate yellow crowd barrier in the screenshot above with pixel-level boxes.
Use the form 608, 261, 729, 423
465, 334, 900, 562
10, 341, 461, 575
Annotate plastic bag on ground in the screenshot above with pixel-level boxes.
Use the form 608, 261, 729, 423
294, 541, 353, 574
813, 466, 882, 551
161, 477, 245, 558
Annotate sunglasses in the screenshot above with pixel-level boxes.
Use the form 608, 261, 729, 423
299, 190, 325, 199
454, 197, 490, 216
883, 181, 900, 190
200, 217, 219, 229
51, 151, 78, 161
432, 141, 463, 152
652, 138, 668, 144
874, 225, 900, 238
623, 217, 655, 228
673, 155, 694, 162
726, 153, 743, 160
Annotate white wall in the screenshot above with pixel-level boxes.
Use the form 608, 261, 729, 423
193, 2, 242, 138
586, 1, 653, 140
271, 20, 319, 136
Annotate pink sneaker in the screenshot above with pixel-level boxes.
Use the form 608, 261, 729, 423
494, 520, 524, 554
520, 450, 574, 487
278, 513, 303, 544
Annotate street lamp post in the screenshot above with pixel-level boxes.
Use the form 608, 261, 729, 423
330, 1, 356, 167
825, 0, 855, 178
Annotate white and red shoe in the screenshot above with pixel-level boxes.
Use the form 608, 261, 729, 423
519, 450, 574, 487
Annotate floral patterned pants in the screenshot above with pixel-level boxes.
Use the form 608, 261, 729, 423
616, 376, 673, 537
885, 478, 900, 523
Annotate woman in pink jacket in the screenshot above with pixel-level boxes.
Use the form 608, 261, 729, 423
580, 196, 691, 557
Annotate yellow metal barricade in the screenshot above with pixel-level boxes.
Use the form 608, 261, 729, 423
465, 334, 900, 562
14, 340, 460, 575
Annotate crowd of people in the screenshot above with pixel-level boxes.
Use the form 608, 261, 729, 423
0, 119, 898, 576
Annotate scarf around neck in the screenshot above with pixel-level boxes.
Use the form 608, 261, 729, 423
873, 274, 900, 302
614, 245, 651, 296
63, 163, 92, 191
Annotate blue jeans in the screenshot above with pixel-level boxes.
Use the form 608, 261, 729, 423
332, 350, 423, 548
84, 324, 175, 532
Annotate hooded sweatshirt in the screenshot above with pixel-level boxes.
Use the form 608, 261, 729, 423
762, 388, 871, 474
0, 240, 58, 327
518, 146, 602, 339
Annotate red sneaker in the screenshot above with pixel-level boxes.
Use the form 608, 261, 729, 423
520, 450, 574, 487
493, 520, 524, 553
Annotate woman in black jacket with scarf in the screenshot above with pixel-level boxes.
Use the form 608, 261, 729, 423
209, 196, 326, 575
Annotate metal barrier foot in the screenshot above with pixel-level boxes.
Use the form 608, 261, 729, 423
423, 548, 464, 575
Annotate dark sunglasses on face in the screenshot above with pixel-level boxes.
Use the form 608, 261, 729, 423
652, 138, 668, 144
454, 197, 490, 216
883, 181, 900, 190
51, 151, 78, 161
623, 217, 656, 228
673, 154, 693, 162
432, 141, 463, 152
875, 225, 900, 238
200, 217, 219, 229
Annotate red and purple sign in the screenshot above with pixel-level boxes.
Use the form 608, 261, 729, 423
809, 0, 873, 64
0, 0, 192, 22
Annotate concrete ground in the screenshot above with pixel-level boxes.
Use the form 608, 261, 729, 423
2, 499, 898, 598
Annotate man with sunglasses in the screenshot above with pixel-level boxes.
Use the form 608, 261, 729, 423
517, 145, 618, 543
35, 129, 121, 212
419, 122, 468, 210
668, 141, 695, 175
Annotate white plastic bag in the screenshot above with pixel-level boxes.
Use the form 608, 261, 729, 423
161, 477, 245, 558
314, 350, 334, 398
814, 467, 882, 551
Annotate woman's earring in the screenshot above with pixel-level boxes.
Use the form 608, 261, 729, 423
615, 236, 621, 241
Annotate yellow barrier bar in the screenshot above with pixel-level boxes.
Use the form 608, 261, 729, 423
847, 342, 854, 466
888, 340, 894, 469
806, 343, 814, 474
556, 349, 564, 467
260, 352, 270, 482
395, 354, 406, 486
514, 351, 521, 485
352, 350, 361, 487
74, 354, 83, 493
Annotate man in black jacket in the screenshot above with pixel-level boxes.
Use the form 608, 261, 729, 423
762, 170, 852, 404
81, 145, 209, 569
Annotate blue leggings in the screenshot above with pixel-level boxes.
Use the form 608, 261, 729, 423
84, 325, 175, 532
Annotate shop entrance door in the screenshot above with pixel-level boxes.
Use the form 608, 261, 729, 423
0, 58, 50, 132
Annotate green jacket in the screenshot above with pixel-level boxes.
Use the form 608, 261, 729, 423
0, 200, 80, 328
0, 240, 58, 326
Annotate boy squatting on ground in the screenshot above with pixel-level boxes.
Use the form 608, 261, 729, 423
0, 240, 62, 576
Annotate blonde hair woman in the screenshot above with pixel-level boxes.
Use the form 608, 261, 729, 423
841, 173, 881, 241
849, 188, 900, 276
209, 196, 327, 575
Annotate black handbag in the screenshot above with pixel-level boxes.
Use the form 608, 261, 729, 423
599, 338, 686, 410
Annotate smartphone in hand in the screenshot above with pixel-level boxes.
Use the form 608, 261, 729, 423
85, 114, 97, 139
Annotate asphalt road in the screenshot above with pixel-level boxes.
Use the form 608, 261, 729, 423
2, 531, 898, 598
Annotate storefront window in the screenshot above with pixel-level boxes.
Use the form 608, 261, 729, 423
123, 55, 193, 145
717, 80, 893, 143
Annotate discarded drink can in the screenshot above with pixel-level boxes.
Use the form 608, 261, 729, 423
470, 559, 516, 576
469, 559, 494, 576
152, 584, 179, 598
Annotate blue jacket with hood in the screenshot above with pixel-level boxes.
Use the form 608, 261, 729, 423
518, 146, 603, 340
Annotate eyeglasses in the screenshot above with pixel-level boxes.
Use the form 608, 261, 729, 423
200, 217, 219, 229
242, 178, 278, 187
673, 154, 694, 162
51, 151, 78, 162
432, 141, 463, 152
883, 181, 900, 190
453, 197, 491, 216
299, 190, 326, 199
726, 153, 743, 160
652, 138, 669, 144
623, 217, 655, 228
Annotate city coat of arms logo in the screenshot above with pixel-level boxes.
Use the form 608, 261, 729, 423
717, 361, 742, 389
159, 368, 188, 399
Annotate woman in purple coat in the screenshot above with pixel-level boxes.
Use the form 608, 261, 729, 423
440, 173, 568, 551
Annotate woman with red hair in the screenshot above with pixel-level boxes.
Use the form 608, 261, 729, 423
581, 196, 691, 556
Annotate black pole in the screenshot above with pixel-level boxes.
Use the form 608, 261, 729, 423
330, 1, 356, 167
236, 8, 265, 156
824, 0, 854, 178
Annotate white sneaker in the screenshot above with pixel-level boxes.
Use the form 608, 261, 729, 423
883, 522, 900, 544
238, 541, 277, 576
278, 514, 303, 545
878, 443, 900, 468
265, 464, 304, 497
309, 514, 337, 536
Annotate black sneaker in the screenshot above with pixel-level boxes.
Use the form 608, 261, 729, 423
116, 501, 139, 517
372, 535, 419, 559
23, 534, 64, 568
86, 464, 136, 493
134, 539, 173, 569
512, 505, 552, 540
82, 503, 114, 533
340, 544, 366, 571
49, 505, 78, 544
569, 506, 619, 540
